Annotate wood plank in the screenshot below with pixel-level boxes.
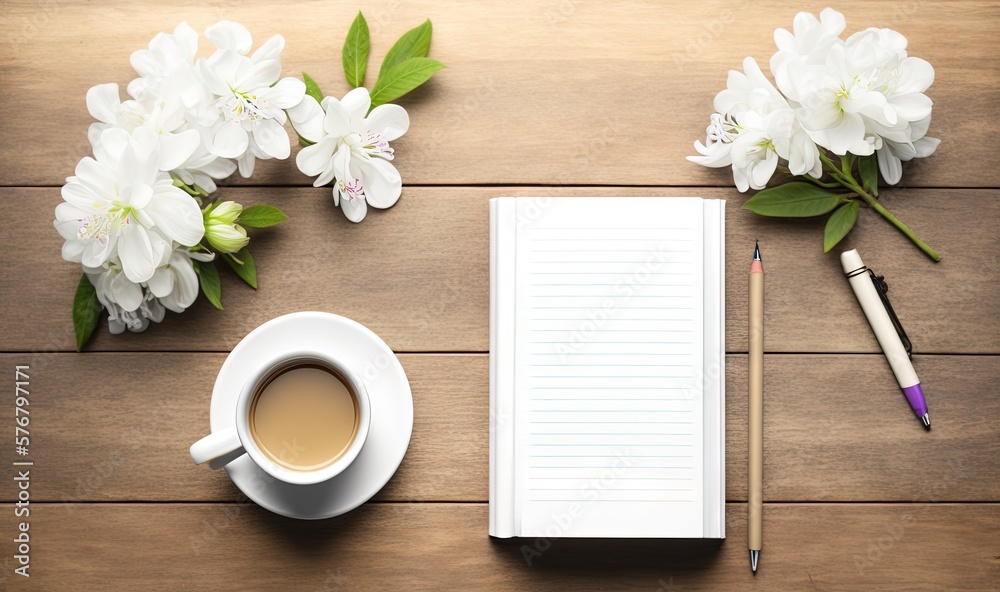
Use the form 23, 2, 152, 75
4, 187, 998, 353
1, 0, 998, 187
1, 502, 996, 590
5, 353, 997, 503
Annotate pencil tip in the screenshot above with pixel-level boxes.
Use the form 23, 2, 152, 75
749, 549, 760, 573
753, 241, 761, 261
921, 413, 931, 430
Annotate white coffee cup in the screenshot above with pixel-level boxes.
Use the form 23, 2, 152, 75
190, 349, 371, 486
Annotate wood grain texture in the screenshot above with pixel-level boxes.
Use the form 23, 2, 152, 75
2, 502, 997, 590
1, 0, 998, 187
2, 1, 999, 589
3, 187, 998, 353
4, 353, 996, 503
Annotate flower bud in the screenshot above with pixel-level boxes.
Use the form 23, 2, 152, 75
204, 201, 249, 253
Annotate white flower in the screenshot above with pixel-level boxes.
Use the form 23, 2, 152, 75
688, 113, 737, 168
197, 21, 305, 177
770, 10, 935, 157
292, 88, 409, 222
688, 58, 821, 191
727, 111, 781, 192
54, 127, 204, 283
84, 245, 213, 333
770, 8, 847, 100
872, 116, 941, 185
147, 246, 215, 313
86, 83, 202, 173
127, 22, 205, 111
85, 263, 164, 334
87, 85, 237, 193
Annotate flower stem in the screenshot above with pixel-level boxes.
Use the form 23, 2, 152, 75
820, 156, 941, 261
803, 174, 841, 189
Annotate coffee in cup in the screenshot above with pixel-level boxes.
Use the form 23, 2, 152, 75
249, 362, 360, 471
190, 350, 371, 486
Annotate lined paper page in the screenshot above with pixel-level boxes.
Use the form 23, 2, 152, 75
513, 198, 706, 538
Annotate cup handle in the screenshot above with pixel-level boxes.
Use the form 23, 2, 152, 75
190, 426, 244, 469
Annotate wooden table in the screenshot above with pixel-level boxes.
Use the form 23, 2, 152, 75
2, 0, 998, 589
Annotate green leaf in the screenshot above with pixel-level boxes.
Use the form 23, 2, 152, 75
222, 249, 257, 289
377, 19, 433, 80
342, 12, 370, 88
742, 182, 850, 218
823, 200, 860, 252
369, 57, 446, 108
72, 274, 103, 352
238, 205, 288, 228
302, 71, 323, 104
858, 154, 879, 197
193, 260, 223, 309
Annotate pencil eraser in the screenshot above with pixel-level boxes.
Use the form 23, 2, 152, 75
840, 249, 864, 275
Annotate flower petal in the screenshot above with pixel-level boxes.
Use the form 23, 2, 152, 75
61, 180, 102, 209
314, 161, 338, 188
365, 104, 409, 142
160, 251, 200, 312
199, 51, 241, 95
242, 58, 281, 90
287, 95, 326, 144
87, 83, 121, 125
913, 135, 940, 158
158, 129, 202, 171
237, 151, 256, 177
296, 137, 338, 177
124, 182, 154, 210
889, 93, 933, 124
118, 222, 158, 283
823, 113, 865, 155
353, 157, 402, 209
173, 22, 199, 61
121, 128, 162, 186
262, 77, 306, 109
333, 143, 352, 184
877, 147, 903, 185
111, 271, 144, 312
61, 239, 86, 263
895, 57, 934, 95
340, 193, 368, 223
252, 34, 285, 62
146, 266, 175, 298
205, 21, 253, 55
253, 118, 290, 159
145, 298, 166, 323
340, 87, 372, 122
95, 128, 132, 166
212, 122, 250, 158
145, 185, 205, 246
322, 98, 353, 137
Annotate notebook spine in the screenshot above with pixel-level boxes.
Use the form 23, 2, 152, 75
489, 198, 517, 537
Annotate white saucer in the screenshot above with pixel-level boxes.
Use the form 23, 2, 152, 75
209, 312, 413, 519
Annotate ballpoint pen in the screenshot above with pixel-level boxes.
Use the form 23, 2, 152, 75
748, 241, 763, 573
841, 249, 930, 429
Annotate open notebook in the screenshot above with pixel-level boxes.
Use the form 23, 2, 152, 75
489, 197, 725, 538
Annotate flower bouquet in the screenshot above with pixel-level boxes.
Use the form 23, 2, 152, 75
688, 8, 941, 260
54, 15, 444, 350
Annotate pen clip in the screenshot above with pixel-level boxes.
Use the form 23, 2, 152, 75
868, 269, 913, 358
